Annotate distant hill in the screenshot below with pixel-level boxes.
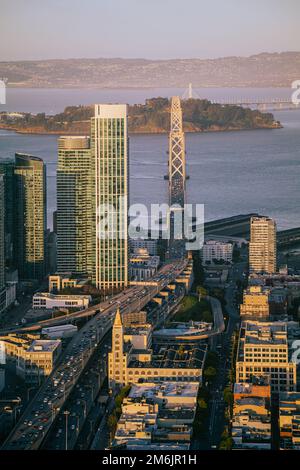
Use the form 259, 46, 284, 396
0, 98, 281, 135
0, 52, 299, 88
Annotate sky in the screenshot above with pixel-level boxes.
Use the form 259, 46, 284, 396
0, 0, 299, 61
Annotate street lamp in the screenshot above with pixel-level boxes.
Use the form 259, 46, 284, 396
63, 410, 70, 451
78, 399, 87, 419
52, 405, 60, 423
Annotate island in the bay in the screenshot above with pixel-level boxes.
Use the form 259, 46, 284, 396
0, 98, 282, 135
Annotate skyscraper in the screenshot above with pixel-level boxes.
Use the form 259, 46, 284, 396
56, 136, 93, 276
0, 174, 6, 312
249, 216, 276, 274
91, 104, 129, 292
0, 159, 15, 265
168, 96, 186, 259
14, 153, 47, 281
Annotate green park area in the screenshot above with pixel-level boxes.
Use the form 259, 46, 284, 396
173, 295, 213, 323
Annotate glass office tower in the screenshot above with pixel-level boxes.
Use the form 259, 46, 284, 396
0, 159, 15, 265
14, 153, 46, 281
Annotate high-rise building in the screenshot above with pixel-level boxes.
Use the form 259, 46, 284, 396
0, 159, 15, 265
56, 136, 93, 276
91, 104, 129, 292
249, 216, 276, 274
14, 153, 46, 281
0, 174, 6, 313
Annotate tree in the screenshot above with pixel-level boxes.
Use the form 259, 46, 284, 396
223, 388, 233, 406
219, 437, 233, 450
193, 416, 204, 435
203, 366, 217, 381
107, 413, 118, 433
197, 398, 208, 409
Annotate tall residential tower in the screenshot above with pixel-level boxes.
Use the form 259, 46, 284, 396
249, 216, 276, 274
14, 153, 47, 281
56, 136, 93, 276
91, 104, 129, 292
0, 174, 6, 313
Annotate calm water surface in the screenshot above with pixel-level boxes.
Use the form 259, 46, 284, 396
0, 89, 299, 231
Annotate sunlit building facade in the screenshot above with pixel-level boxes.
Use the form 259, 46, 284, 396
249, 216, 276, 274
0, 174, 5, 313
91, 104, 128, 292
236, 321, 296, 393
57, 136, 94, 276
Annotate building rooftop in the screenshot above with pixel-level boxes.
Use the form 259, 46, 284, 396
33, 292, 91, 300
235, 397, 266, 408
124, 324, 152, 336
27, 339, 61, 353
237, 321, 290, 361
128, 343, 207, 370
129, 381, 199, 400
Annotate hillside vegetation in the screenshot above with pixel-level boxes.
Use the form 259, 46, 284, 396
0, 97, 281, 135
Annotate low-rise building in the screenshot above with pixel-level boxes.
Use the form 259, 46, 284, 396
249, 273, 300, 316
32, 292, 91, 310
113, 381, 199, 449
41, 324, 78, 339
130, 239, 158, 256
236, 321, 297, 393
240, 285, 270, 320
129, 248, 160, 282
108, 310, 207, 390
201, 240, 233, 264
0, 334, 61, 384
279, 392, 300, 450
232, 378, 271, 449
48, 274, 89, 293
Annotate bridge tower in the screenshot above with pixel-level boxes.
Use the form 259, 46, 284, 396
167, 96, 186, 259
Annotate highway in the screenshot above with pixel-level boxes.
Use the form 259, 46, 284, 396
1, 258, 189, 450
0, 258, 189, 337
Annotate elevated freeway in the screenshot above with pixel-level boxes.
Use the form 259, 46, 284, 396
1, 258, 190, 450
153, 296, 224, 341
0, 258, 189, 337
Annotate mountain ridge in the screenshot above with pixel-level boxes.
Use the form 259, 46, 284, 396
1, 52, 299, 88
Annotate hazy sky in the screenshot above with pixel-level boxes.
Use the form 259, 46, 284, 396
1, 0, 299, 61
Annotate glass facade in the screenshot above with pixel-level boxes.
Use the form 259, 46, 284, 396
56, 136, 93, 276
0, 174, 5, 292
91, 104, 128, 292
14, 153, 46, 281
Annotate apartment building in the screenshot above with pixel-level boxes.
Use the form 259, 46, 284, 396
236, 321, 297, 393
0, 334, 61, 384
